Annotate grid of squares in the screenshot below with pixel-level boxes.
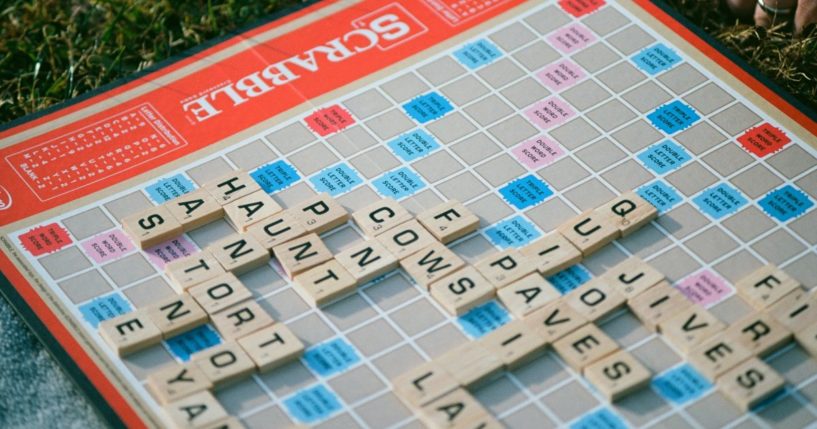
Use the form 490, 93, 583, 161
8, 1, 817, 428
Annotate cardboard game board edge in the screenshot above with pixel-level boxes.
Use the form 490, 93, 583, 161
1, 1, 817, 428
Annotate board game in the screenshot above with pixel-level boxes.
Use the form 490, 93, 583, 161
2, 0, 817, 427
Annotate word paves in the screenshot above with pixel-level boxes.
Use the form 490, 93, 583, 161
557, 210, 620, 256
552, 323, 620, 371
717, 358, 785, 411
165, 250, 226, 293
351, 198, 412, 238
429, 266, 496, 315
165, 189, 224, 231
247, 209, 308, 251
208, 233, 270, 274
659, 306, 726, 354
400, 241, 466, 289
290, 192, 349, 234
474, 249, 534, 289
99, 310, 163, 356
146, 294, 209, 338
497, 273, 561, 317
596, 191, 658, 237
584, 350, 652, 401
204, 171, 261, 205
223, 190, 283, 232
238, 324, 305, 372
735, 264, 801, 310
121, 205, 184, 249
417, 200, 480, 244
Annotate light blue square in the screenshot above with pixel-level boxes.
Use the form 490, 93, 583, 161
758, 185, 814, 222
637, 140, 690, 175
145, 173, 196, 203
372, 167, 426, 199
632, 43, 682, 75
457, 301, 510, 338
484, 215, 540, 248
283, 384, 342, 424
165, 324, 222, 362
499, 175, 553, 210
387, 130, 440, 162
547, 265, 592, 294
303, 338, 360, 377
652, 364, 712, 404
310, 163, 362, 196
403, 92, 454, 123
78, 292, 132, 328
648, 101, 700, 134
693, 183, 748, 219
453, 39, 502, 69
637, 180, 682, 214
251, 160, 300, 193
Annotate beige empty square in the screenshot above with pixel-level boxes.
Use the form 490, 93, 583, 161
335, 239, 399, 284
688, 334, 753, 381
146, 294, 209, 338
553, 323, 619, 371
595, 191, 658, 237
429, 266, 496, 315
189, 272, 253, 315
290, 192, 349, 235
166, 189, 224, 231
566, 278, 626, 322
717, 358, 785, 411
416, 200, 480, 244
437, 341, 503, 387
659, 306, 726, 354
238, 323, 305, 372
628, 281, 692, 332
165, 250, 226, 293
208, 233, 271, 275
474, 249, 535, 289
246, 209, 308, 251
392, 361, 459, 408
210, 300, 274, 341
400, 242, 466, 289
419, 388, 488, 429
203, 171, 261, 205
223, 190, 282, 232
497, 273, 560, 318
376, 219, 438, 260
146, 363, 212, 405
162, 390, 228, 429
191, 341, 255, 387
121, 205, 184, 249
272, 232, 333, 278
293, 259, 358, 307
557, 210, 620, 256
351, 198, 412, 238
767, 288, 817, 332
524, 299, 589, 343
735, 264, 801, 310
99, 310, 163, 356
725, 312, 793, 357
520, 232, 583, 276
480, 320, 547, 369
602, 256, 665, 300
584, 350, 652, 401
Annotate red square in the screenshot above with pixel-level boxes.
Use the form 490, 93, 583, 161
19, 223, 72, 256
559, 0, 605, 17
737, 123, 791, 157
304, 105, 356, 137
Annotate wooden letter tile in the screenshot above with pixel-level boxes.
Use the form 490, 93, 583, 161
272, 232, 333, 278
794, 322, 817, 358
293, 259, 358, 307
163, 390, 228, 429
376, 219, 438, 260
419, 388, 489, 429
335, 239, 399, 284
717, 358, 785, 411
659, 306, 726, 355
400, 241, 466, 289
146, 294, 209, 338
165, 250, 226, 293
189, 272, 253, 315
584, 350, 652, 401
204, 171, 261, 205
767, 288, 817, 332
553, 323, 619, 371
393, 361, 459, 408
735, 264, 801, 310
147, 363, 213, 405
595, 191, 658, 237
497, 273, 560, 318
437, 341, 503, 388
566, 278, 627, 322
191, 341, 256, 387
602, 256, 665, 300
557, 210, 620, 256
725, 312, 792, 357
429, 266, 496, 316
208, 233, 270, 275
688, 334, 753, 381
121, 205, 183, 249
291, 192, 349, 235
246, 209, 307, 251
473, 249, 535, 289
351, 198, 412, 238
99, 310, 163, 356
210, 300, 274, 341
416, 200, 480, 245
628, 281, 692, 332
520, 232, 583, 276
223, 190, 282, 232
524, 299, 589, 343
480, 320, 547, 369
166, 189, 225, 231
237, 323, 305, 372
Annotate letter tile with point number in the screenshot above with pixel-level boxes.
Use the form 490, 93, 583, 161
335, 239, 399, 284
351, 198, 412, 238
524, 299, 589, 343
99, 310, 163, 356
246, 210, 308, 251
497, 273, 560, 318
238, 323, 304, 372
208, 233, 270, 275
725, 312, 792, 357
416, 200, 480, 244
553, 323, 620, 371
146, 294, 209, 338
210, 300, 274, 341
474, 249, 534, 289
163, 390, 228, 429
602, 256, 665, 300
204, 171, 261, 205
520, 232, 583, 276
584, 350, 652, 401
166, 189, 225, 231
766, 288, 817, 332
688, 334, 753, 381
146, 363, 213, 405
291, 192, 349, 235
191, 341, 256, 387
189, 272, 253, 315
480, 320, 547, 369
595, 191, 658, 237
122, 205, 184, 249
165, 250, 226, 294
628, 280, 691, 332
376, 219, 438, 260
223, 190, 282, 232
566, 278, 626, 322
735, 264, 801, 310
293, 259, 358, 307
437, 341, 503, 388
400, 241, 466, 289
393, 361, 459, 408
429, 266, 496, 316
557, 210, 620, 256
419, 388, 489, 429
717, 357, 785, 412
272, 232, 333, 278
659, 306, 726, 355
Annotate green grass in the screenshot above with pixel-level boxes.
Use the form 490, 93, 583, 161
0, 0, 815, 122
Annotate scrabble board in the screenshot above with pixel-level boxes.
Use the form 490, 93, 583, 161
1, 0, 817, 427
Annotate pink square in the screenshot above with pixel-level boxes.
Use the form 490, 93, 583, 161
304, 105, 355, 137
145, 235, 199, 269
676, 269, 731, 307
80, 229, 135, 264
546, 24, 596, 54
536, 60, 586, 91
512, 136, 565, 169
524, 98, 576, 129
